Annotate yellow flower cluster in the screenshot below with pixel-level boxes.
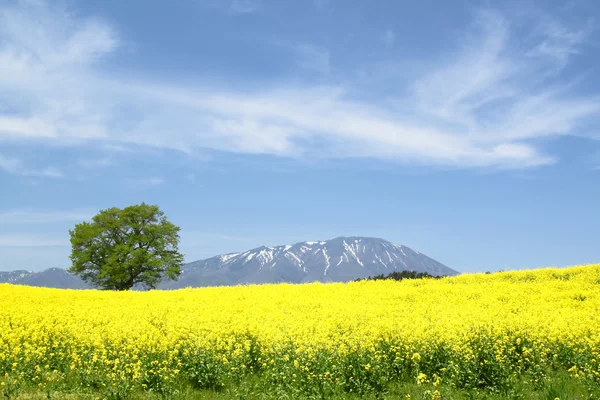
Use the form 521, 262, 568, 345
1, 264, 599, 396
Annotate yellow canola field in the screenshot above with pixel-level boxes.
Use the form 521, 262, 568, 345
1, 264, 600, 396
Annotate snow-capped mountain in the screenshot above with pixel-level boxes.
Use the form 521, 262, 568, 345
0, 268, 89, 289
0, 237, 457, 289
159, 236, 457, 288
0, 270, 35, 283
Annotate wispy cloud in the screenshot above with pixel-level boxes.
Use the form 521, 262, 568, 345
0, 154, 63, 178
78, 157, 113, 169
0, 209, 94, 224
124, 177, 165, 188
0, 2, 598, 170
0, 0, 116, 143
230, 0, 261, 14
382, 29, 396, 47
0, 155, 21, 173
313, 0, 330, 10
147, 177, 165, 185
526, 14, 595, 71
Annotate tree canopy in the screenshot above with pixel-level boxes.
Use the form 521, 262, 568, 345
68, 203, 184, 290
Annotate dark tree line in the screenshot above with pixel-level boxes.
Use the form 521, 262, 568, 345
356, 270, 446, 282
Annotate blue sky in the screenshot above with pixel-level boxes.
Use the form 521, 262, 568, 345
1, 0, 599, 273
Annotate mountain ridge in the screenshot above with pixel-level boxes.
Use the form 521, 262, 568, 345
0, 236, 458, 289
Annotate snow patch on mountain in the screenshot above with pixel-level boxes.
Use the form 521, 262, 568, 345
1, 237, 458, 290
165, 236, 458, 288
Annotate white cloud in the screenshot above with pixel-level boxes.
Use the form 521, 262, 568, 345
0, 2, 598, 169
0, 0, 116, 143
0, 154, 64, 178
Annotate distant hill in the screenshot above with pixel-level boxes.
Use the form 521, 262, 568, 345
0, 270, 35, 284
161, 236, 457, 288
17, 268, 89, 289
0, 268, 89, 289
0, 236, 457, 289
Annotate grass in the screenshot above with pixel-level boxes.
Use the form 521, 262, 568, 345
6, 371, 599, 399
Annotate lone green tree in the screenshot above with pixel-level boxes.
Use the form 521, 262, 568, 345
68, 203, 184, 290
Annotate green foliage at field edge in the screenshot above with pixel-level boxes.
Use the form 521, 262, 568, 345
3, 371, 600, 400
